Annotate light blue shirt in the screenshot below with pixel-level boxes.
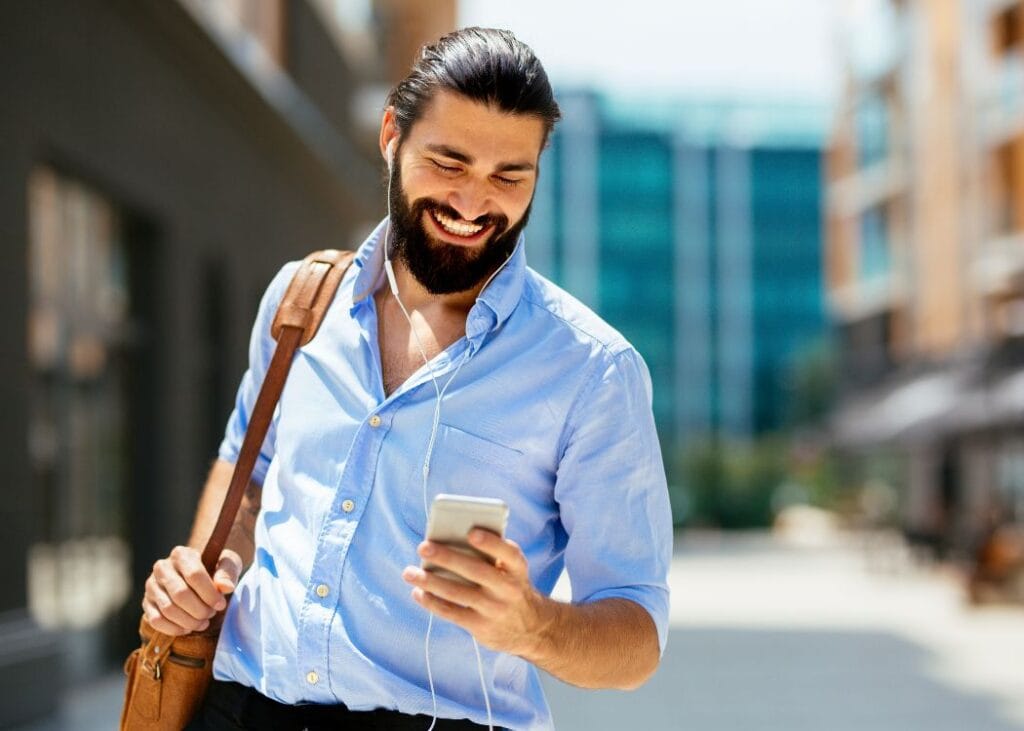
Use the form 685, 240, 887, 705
214, 218, 672, 730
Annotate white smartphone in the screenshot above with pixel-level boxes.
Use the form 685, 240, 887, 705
423, 494, 509, 585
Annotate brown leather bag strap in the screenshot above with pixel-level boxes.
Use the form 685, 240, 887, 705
199, 249, 355, 573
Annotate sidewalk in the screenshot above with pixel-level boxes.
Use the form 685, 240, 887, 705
542, 530, 1024, 730
15, 530, 1024, 730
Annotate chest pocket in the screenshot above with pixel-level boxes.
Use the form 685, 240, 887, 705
401, 423, 525, 536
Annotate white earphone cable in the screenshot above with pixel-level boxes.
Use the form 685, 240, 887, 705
383, 155, 507, 729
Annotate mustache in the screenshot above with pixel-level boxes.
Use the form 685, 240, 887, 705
411, 198, 508, 232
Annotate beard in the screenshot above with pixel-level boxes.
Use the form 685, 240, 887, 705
387, 158, 531, 295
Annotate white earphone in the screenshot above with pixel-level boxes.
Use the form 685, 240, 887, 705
380, 137, 493, 730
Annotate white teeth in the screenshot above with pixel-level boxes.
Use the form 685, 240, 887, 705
433, 210, 484, 237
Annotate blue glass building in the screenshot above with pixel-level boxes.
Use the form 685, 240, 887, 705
529, 91, 828, 450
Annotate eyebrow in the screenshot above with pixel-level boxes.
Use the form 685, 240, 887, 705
424, 144, 536, 173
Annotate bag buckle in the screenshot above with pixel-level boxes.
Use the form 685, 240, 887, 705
141, 657, 162, 680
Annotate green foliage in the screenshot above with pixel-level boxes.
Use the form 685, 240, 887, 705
783, 338, 839, 428
663, 340, 848, 529
668, 433, 844, 529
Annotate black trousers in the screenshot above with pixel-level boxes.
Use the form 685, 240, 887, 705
188, 679, 499, 730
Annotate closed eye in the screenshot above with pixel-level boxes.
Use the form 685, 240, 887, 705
429, 159, 460, 174
494, 176, 523, 189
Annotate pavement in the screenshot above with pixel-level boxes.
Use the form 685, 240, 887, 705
542, 530, 1024, 731
14, 530, 1024, 730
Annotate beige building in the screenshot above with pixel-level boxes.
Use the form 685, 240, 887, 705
827, 0, 1024, 554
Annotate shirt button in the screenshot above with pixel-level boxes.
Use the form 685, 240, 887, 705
342, 499, 355, 513
315, 584, 330, 598
306, 670, 319, 685
369, 414, 382, 428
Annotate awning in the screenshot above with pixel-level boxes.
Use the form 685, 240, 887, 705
831, 369, 967, 449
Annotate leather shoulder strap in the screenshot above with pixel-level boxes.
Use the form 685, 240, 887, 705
200, 249, 355, 573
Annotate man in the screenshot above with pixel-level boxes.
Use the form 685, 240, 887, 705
144, 27, 672, 730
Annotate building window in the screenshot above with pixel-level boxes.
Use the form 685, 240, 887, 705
855, 90, 890, 168
26, 166, 132, 631
859, 203, 892, 279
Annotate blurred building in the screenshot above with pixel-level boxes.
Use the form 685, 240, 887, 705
0, 0, 453, 726
827, 0, 1024, 555
531, 91, 828, 455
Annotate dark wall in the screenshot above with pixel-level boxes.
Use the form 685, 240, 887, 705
287, 0, 361, 140
0, 0, 380, 722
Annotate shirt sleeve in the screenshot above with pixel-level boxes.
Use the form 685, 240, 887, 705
217, 261, 301, 485
553, 347, 673, 655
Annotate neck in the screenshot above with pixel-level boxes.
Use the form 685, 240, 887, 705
384, 257, 483, 315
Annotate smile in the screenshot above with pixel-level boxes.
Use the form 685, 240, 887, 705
427, 209, 491, 242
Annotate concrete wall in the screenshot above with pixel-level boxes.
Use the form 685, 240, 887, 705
0, 0, 379, 723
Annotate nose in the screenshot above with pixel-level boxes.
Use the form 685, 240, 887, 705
446, 178, 492, 222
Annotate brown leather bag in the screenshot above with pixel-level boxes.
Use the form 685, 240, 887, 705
120, 249, 355, 730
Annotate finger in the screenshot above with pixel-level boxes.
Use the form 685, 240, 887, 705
170, 546, 225, 609
212, 551, 242, 599
142, 597, 192, 637
411, 587, 479, 629
153, 560, 218, 621
466, 531, 527, 573
418, 543, 502, 588
145, 577, 211, 633
402, 566, 499, 613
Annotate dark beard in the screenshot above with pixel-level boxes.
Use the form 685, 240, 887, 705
387, 158, 530, 295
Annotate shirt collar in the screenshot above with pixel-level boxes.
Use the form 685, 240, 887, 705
350, 217, 527, 344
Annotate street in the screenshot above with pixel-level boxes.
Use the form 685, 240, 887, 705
542, 530, 1024, 731
18, 530, 1024, 730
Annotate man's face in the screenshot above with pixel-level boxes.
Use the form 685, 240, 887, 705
384, 90, 546, 295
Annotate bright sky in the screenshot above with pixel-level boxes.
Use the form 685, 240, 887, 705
458, 0, 841, 103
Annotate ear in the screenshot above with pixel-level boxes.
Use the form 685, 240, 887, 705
379, 107, 400, 167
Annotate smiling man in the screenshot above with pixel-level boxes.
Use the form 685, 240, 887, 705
144, 27, 672, 731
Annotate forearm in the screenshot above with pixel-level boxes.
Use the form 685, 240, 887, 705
405, 532, 662, 690
525, 596, 660, 690
186, 458, 261, 570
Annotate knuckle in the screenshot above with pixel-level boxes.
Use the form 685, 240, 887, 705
183, 565, 206, 584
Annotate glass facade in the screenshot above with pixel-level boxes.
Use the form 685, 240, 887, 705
532, 91, 826, 448
749, 148, 826, 433
598, 131, 676, 430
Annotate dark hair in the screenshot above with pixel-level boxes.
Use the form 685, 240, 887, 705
385, 27, 561, 145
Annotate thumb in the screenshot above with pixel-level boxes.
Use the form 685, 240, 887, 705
212, 551, 242, 594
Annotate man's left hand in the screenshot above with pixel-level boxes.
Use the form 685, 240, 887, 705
401, 529, 552, 658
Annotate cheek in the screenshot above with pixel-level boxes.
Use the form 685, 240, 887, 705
401, 165, 448, 198
506, 188, 534, 222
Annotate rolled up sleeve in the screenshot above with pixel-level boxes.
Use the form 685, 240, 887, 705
553, 347, 673, 655
217, 262, 300, 485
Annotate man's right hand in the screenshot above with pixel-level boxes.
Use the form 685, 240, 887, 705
142, 546, 242, 636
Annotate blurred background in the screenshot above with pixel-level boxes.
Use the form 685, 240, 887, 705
1, 0, 1023, 728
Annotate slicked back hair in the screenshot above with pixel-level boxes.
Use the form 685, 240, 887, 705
385, 27, 561, 146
